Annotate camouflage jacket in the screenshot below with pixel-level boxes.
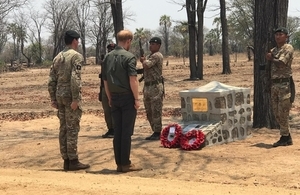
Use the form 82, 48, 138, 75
271, 43, 294, 79
143, 52, 163, 82
48, 46, 83, 102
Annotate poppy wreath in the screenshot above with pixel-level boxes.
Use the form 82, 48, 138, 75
180, 129, 206, 150
160, 123, 182, 148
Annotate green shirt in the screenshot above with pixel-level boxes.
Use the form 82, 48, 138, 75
102, 46, 137, 93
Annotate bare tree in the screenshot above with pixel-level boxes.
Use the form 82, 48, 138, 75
0, 0, 28, 54
0, 0, 28, 18
220, 0, 231, 74
44, 0, 75, 59
0, 18, 8, 54
89, 0, 114, 64
73, 0, 91, 64
28, 9, 47, 64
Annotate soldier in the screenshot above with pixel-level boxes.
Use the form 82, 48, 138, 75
99, 43, 116, 138
266, 27, 294, 147
140, 37, 164, 140
102, 30, 142, 172
48, 30, 90, 171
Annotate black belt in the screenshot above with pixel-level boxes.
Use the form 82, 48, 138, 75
111, 91, 132, 95
272, 78, 290, 83
144, 80, 162, 86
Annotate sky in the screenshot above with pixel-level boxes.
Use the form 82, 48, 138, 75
123, 0, 300, 32
124, 0, 220, 31
30, 0, 299, 36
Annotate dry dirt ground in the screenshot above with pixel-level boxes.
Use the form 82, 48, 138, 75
1, 54, 300, 195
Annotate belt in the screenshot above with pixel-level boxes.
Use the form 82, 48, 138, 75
272, 78, 290, 83
144, 80, 162, 86
111, 91, 132, 95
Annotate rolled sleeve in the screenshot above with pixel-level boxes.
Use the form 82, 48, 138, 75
127, 56, 137, 76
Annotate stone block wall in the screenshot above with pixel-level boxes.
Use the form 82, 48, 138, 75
179, 81, 252, 143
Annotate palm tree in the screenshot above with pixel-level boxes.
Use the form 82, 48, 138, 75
134, 28, 146, 57
159, 15, 172, 56
7, 23, 18, 59
173, 21, 189, 64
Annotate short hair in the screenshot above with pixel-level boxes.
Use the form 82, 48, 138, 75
117, 30, 133, 43
64, 30, 80, 45
65, 36, 77, 45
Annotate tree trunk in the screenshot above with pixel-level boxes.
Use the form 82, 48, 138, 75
164, 24, 169, 56
186, 0, 198, 80
80, 22, 87, 64
21, 40, 31, 67
196, 0, 208, 80
253, 0, 289, 128
111, 0, 124, 42
220, 0, 231, 74
38, 36, 42, 64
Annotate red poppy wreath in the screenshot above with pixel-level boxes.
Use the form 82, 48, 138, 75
160, 123, 182, 148
180, 129, 206, 150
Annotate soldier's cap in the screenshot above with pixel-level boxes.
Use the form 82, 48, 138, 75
274, 27, 289, 35
149, 37, 162, 44
107, 43, 117, 49
65, 30, 80, 39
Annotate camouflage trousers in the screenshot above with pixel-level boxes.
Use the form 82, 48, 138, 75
56, 96, 82, 160
271, 82, 292, 136
143, 83, 164, 133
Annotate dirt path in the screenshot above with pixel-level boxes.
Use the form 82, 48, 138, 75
1, 168, 299, 195
1, 57, 300, 194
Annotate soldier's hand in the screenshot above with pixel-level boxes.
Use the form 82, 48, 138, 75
71, 101, 79, 110
266, 53, 273, 61
51, 101, 58, 109
140, 57, 145, 63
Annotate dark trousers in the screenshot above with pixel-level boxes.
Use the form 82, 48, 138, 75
111, 93, 137, 166
101, 87, 114, 130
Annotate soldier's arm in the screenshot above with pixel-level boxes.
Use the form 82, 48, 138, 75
48, 63, 57, 102
142, 54, 159, 69
276, 45, 294, 68
271, 58, 285, 68
71, 53, 83, 102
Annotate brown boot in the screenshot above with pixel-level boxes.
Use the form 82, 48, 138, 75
63, 159, 69, 171
117, 165, 122, 172
121, 164, 142, 173
69, 159, 90, 171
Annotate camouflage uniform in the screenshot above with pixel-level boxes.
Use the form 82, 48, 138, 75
48, 46, 83, 160
143, 52, 164, 133
270, 43, 294, 136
